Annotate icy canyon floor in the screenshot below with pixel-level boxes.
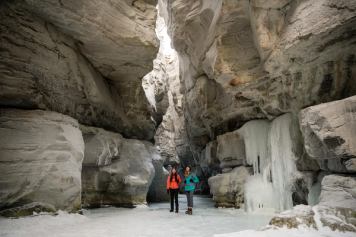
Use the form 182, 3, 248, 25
1, 196, 354, 237
0, 195, 272, 237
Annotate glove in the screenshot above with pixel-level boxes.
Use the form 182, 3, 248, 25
167, 189, 170, 194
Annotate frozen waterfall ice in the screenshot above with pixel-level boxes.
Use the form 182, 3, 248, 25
242, 114, 301, 213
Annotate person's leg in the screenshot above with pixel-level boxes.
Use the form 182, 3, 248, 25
169, 189, 174, 212
187, 191, 193, 207
188, 191, 194, 215
185, 191, 190, 214
174, 189, 179, 212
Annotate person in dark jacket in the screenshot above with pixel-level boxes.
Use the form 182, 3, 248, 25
166, 167, 182, 213
183, 166, 199, 215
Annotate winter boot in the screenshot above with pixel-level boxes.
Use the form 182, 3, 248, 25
185, 207, 192, 215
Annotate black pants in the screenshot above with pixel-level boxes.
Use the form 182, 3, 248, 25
170, 189, 179, 211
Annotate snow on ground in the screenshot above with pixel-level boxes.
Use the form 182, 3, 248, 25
215, 228, 356, 237
0, 195, 273, 237
2, 195, 354, 237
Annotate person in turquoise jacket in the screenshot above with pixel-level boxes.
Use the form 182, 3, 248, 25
183, 166, 199, 215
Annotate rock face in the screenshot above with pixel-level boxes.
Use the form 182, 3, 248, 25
0, 109, 84, 213
216, 131, 246, 170
319, 174, 356, 210
300, 96, 356, 173
0, 0, 158, 140
80, 126, 157, 207
158, 0, 356, 165
24, 0, 158, 81
208, 166, 252, 208
147, 157, 169, 203
144, 10, 184, 166
199, 141, 221, 178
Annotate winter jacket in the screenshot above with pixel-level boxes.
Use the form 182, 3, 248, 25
166, 174, 182, 190
184, 174, 199, 192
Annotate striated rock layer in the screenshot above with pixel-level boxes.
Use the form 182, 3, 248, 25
0, 0, 159, 140
0, 109, 84, 213
158, 0, 356, 166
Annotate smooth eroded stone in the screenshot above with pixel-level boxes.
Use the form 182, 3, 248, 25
208, 166, 252, 208
0, 109, 84, 214
0, 1, 157, 140
299, 96, 356, 173
80, 126, 158, 207
319, 174, 356, 210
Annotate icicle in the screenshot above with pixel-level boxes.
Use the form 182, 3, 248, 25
240, 120, 274, 213
269, 113, 299, 211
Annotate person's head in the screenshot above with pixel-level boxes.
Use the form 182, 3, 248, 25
184, 166, 191, 176
170, 166, 178, 181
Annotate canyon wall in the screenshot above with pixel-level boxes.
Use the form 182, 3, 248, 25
155, 0, 356, 214
0, 0, 163, 216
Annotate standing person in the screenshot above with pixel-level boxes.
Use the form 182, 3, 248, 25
166, 167, 181, 213
183, 166, 199, 215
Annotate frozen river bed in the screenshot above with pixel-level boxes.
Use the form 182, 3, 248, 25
0, 195, 273, 237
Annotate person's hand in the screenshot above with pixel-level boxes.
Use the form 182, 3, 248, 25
184, 180, 187, 184
167, 189, 170, 194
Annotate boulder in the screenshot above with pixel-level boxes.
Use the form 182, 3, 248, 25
80, 126, 157, 207
299, 96, 356, 173
269, 205, 317, 229
316, 205, 356, 232
319, 174, 356, 210
269, 204, 356, 232
208, 166, 252, 208
0, 109, 84, 215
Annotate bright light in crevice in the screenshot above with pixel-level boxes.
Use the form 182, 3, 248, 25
142, 4, 178, 113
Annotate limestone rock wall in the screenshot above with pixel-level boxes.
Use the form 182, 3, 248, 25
0, 0, 164, 215
0, 0, 159, 140
158, 0, 356, 164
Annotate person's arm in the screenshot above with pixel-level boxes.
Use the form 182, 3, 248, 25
166, 175, 170, 190
192, 175, 199, 183
177, 175, 182, 184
